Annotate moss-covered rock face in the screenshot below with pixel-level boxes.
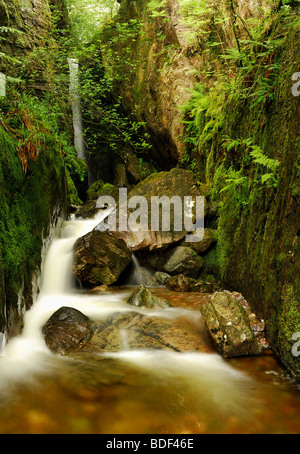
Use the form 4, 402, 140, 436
105, 0, 300, 380
0, 0, 70, 337
209, 19, 300, 381
0, 0, 51, 63
0, 124, 68, 338
101, 0, 272, 165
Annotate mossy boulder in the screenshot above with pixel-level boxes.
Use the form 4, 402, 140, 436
162, 246, 204, 278
127, 285, 171, 309
200, 292, 260, 358
87, 180, 119, 201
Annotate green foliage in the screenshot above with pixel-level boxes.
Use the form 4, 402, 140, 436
66, 0, 119, 44
0, 114, 67, 291
249, 144, 280, 188
1, 86, 87, 189
0, 25, 24, 68
75, 18, 152, 178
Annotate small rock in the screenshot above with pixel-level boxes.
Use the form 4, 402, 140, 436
91, 285, 111, 292
154, 271, 171, 285
127, 285, 171, 309
167, 274, 197, 292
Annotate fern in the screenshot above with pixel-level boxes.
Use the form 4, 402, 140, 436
220, 168, 247, 194
249, 146, 279, 172
0, 26, 24, 35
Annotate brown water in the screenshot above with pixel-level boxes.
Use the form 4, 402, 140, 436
0, 288, 299, 435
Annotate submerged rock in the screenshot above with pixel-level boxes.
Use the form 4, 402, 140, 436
73, 230, 132, 287
42, 307, 94, 356
42, 308, 212, 357
200, 292, 260, 358
127, 285, 171, 309
77, 311, 211, 355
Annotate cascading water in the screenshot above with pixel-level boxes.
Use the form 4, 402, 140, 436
125, 253, 156, 287
0, 211, 130, 392
1, 213, 300, 434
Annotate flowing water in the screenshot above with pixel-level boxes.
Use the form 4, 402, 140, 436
0, 214, 300, 434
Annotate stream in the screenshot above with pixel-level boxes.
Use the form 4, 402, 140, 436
0, 213, 300, 434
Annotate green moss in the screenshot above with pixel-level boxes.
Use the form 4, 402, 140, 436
66, 169, 83, 206
277, 285, 300, 380
0, 121, 68, 334
178, 6, 300, 380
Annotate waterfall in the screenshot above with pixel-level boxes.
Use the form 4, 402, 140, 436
0, 333, 5, 357
126, 253, 156, 287
0, 211, 130, 391
0, 73, 6, 98
68, 58, 85, 161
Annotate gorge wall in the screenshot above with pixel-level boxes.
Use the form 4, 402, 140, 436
0, 0, 69, 338
102, 0, 300, 380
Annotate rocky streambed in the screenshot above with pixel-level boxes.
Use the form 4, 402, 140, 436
59, 168, 268, 364
1, 167, 295, 435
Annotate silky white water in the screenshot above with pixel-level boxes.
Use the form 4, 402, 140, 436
0, 212, 257, 417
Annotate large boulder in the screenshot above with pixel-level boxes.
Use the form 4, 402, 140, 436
200, 292, 260, 358
42, 307, 94, 356
73, 230, 132, 286
42, 308, 213, 357
162, 246, 204, 278
105, 168, 205, 252
76, 311, 211, 355
148, 246, 204, 278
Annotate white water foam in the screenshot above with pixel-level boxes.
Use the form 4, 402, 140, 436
0, 211, 257, 418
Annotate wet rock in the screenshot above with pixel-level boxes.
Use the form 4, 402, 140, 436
75, 200, 100, 219
78, 311, 210, 355
154, 271, 171, 285
42, 307, 94, 356
167, 275, 221, 293
162, 246, 204, 278
167, 274, 197, 292
127, 285, 171, 309
185, 229, 217, 255
149, 246, 203, 278
91, 284, 111, 292
73, 230, 132, 286
125, 261, 157, 287
200, 292, 260, 358
111, 168, 206, 252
